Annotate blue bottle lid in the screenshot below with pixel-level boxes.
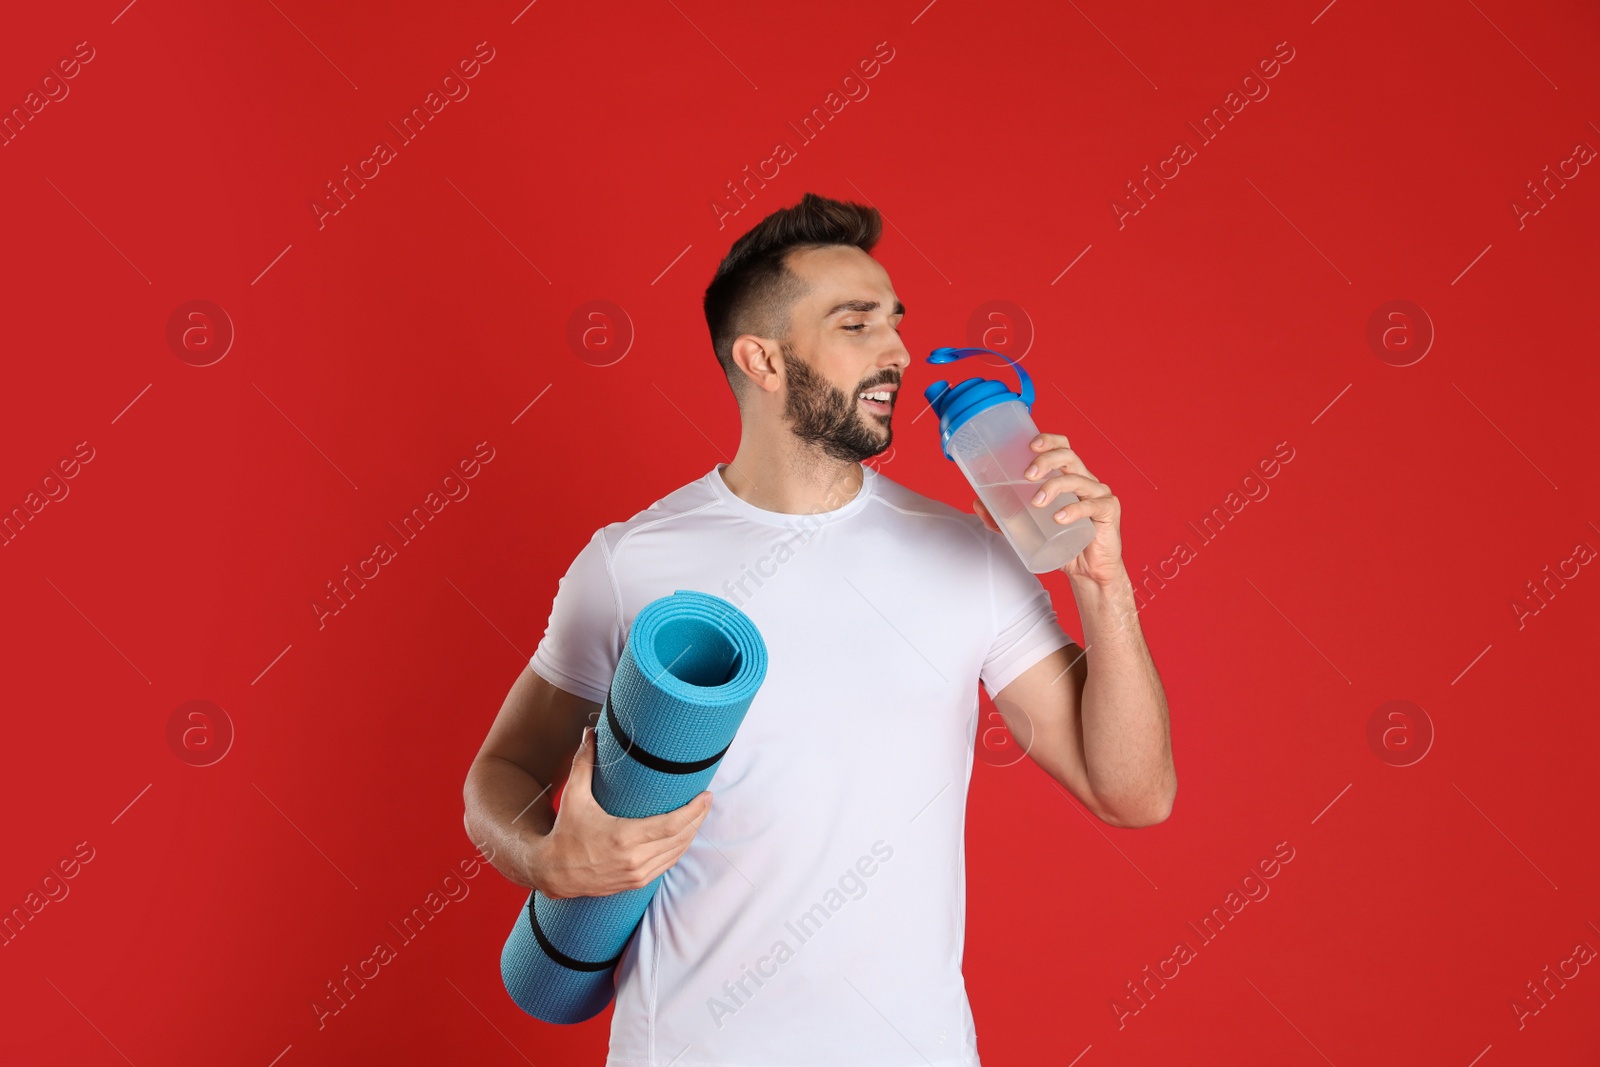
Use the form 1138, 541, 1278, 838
922, 347, 1036, 461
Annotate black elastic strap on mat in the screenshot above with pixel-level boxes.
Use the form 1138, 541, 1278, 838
603, 679, 731, 775
528, 895, 624, 972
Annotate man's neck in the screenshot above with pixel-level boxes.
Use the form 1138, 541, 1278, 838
718, 449, 865, 516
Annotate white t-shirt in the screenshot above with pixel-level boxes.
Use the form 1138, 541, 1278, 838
528, 461, 1075, 1067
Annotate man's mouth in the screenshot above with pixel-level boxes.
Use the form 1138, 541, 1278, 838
858, 388, 895, 414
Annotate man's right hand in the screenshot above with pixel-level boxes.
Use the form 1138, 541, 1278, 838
531, 726, 714, 899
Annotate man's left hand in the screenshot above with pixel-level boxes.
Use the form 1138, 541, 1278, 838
972, 432, 1124, 584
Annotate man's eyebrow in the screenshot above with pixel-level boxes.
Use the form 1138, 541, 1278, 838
823, 299, 906, 319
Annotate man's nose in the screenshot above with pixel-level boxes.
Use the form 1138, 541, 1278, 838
886, 339, 911, 373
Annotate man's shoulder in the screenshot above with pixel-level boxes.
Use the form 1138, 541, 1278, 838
589, 467, 722, 547
868, 466, 991, 553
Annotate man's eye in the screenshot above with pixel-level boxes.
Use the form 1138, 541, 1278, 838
844, 324, 867, 332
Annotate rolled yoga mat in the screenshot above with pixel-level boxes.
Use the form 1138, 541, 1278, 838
500, 588, 769, 1024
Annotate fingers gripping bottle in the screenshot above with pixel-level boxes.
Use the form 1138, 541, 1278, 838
924, 346, 1096, 573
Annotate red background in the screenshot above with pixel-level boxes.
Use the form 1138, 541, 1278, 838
2, 0, 1597, 1064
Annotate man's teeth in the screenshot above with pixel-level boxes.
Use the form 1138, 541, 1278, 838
859, 391, 891, 403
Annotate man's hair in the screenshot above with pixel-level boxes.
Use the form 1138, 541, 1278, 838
702, 192, 882, 406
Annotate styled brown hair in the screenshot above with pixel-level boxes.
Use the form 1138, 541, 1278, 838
702, 192, 882, 405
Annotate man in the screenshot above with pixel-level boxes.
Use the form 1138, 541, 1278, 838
462, 191, 1175, 1065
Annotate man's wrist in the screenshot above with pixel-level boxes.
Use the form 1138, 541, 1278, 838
1066, 561, 1142, 636
1065, 559, 1133, 596
517, 826, 552, 893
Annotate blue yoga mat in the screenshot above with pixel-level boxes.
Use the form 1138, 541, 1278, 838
500, 588, 768, 1024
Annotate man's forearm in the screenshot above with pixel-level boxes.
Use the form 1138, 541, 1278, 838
1068, 562, 1176, 824
463, 756, 556, 890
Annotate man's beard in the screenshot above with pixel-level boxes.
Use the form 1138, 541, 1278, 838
780, 340, 893, 464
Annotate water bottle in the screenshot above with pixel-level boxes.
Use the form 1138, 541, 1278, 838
924, 346, 1095, 573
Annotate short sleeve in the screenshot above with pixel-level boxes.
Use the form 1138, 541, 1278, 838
979, 529, 1077, 702
528, 529, 622, 706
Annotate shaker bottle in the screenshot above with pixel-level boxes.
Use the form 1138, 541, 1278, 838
924, 346, 1095, 573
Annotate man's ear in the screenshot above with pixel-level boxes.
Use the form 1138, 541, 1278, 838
732, 335, 782, 396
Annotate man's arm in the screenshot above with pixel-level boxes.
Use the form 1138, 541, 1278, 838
463, 665, 597, 890
463, 664, 716, 897
993, 562, 1175, 829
